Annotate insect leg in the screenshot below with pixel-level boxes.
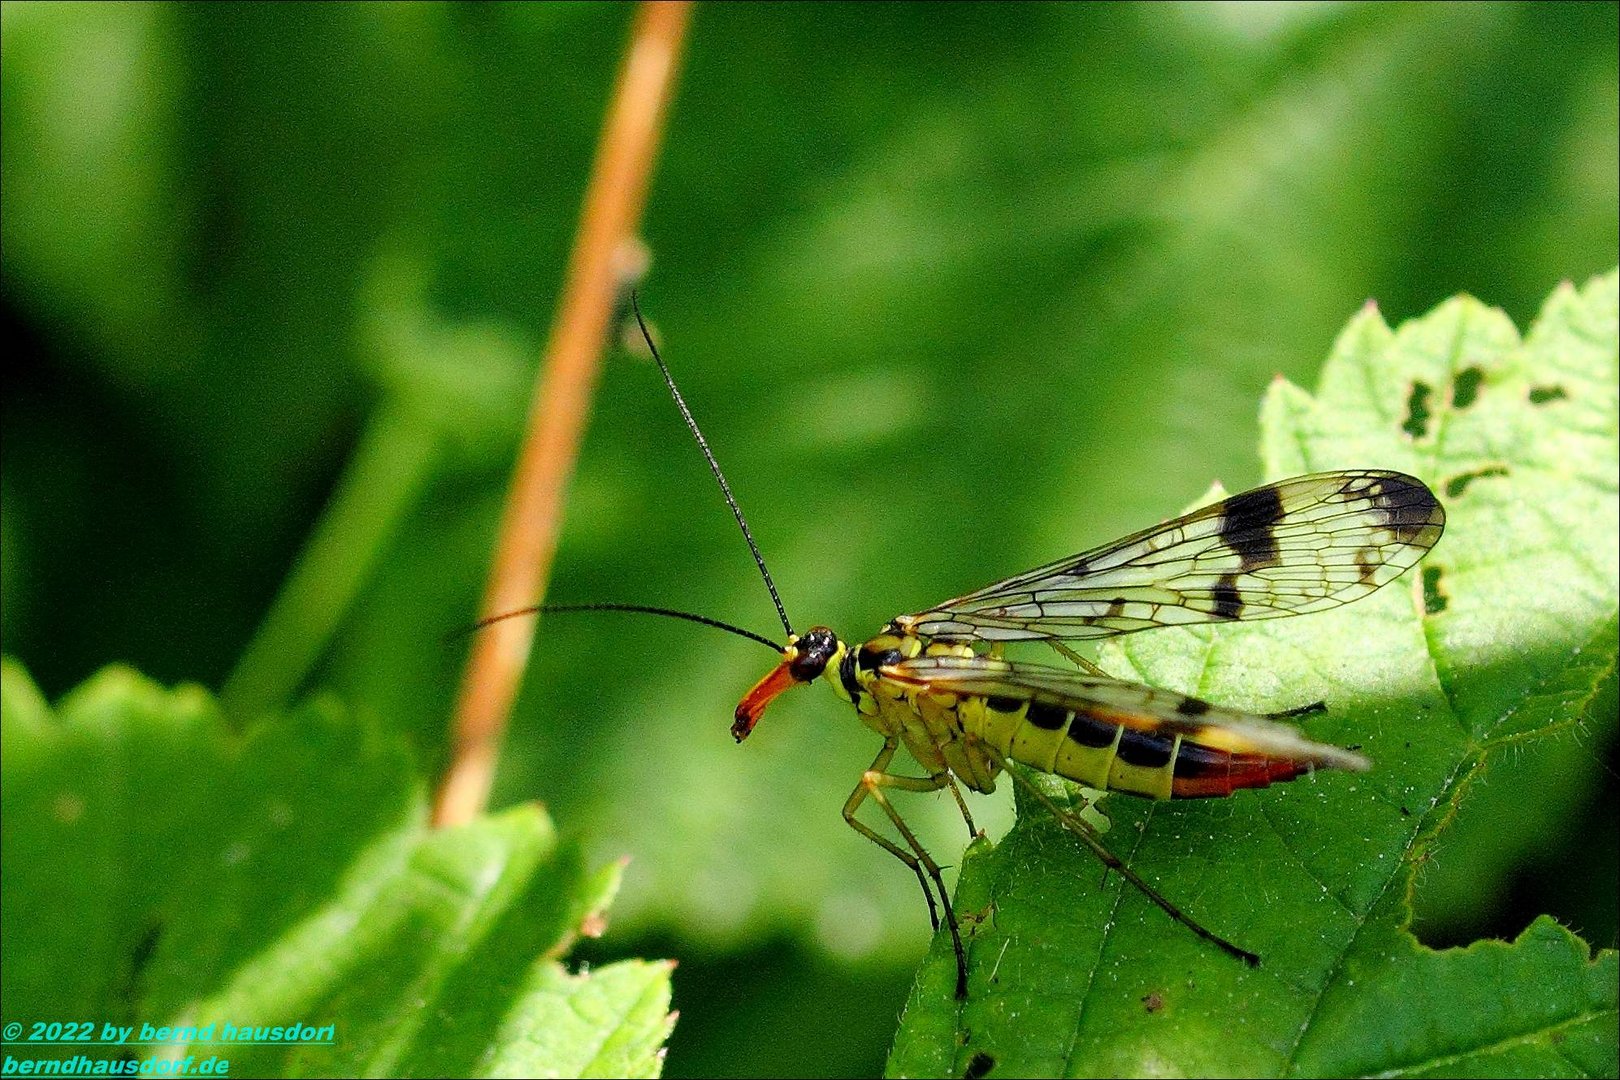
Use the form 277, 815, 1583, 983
1266, 700, 1327, 719
858, 771, 971, 1000
975, 740, 1261, 968
841, 739, 972, 996
1046, 640, 1111, 677
944, 773, 980, 840
843, 740, 944, 931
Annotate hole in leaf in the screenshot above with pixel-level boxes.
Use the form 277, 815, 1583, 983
1422, 565, 1448, 614
1444, 466, 1509, 498
1529, 385, 1568, 404
963, 1052, 996, 1079
1402, 381, 1433, 438
1451, 366, 1484, 408
1412, 716, 1618, 950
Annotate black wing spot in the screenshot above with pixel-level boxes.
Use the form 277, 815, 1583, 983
1529, 385, 1568, 405
1451, 366, 1484, 409
1220, 485, 1284, 570
1212, 574, 1243, 619
1402, 381, 1434, 439
1443, 466, 1508, 498
1422, 565, 1448, 615
1106, 596, 1128, 618
1367, 473, 1445, 544
963, 1052, 996, 1080
1176, 697, 1212, 718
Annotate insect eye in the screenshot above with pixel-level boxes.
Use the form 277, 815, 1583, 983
789, 626, 839, 681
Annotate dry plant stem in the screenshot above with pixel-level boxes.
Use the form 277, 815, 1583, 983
434, 1, 692, 828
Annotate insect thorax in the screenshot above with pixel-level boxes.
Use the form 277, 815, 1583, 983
816, 629, 990, 779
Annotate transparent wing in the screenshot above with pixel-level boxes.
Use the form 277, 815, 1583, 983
896, 470, 1443, 642
884, 654, 1368, 770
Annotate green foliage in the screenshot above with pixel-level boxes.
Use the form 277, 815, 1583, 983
4, 4, 1617, 1077
0, 660, 674, 1078
888, 273, 1618, 1077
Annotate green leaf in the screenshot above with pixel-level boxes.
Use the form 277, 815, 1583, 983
888, 270, 1619, 1078
0, 659, 675, 1078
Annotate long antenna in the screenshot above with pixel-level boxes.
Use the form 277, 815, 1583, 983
632, 293, 794, 638
458, 602, 783, 653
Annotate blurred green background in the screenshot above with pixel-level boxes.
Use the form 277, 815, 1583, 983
3, 2, 1615, 1076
